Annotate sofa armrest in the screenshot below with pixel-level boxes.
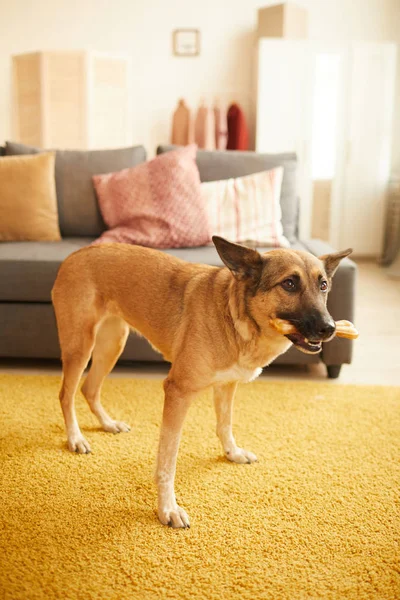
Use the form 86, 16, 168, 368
301, 239, 358, 365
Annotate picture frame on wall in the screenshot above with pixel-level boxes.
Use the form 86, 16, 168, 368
173, 29, 200, 57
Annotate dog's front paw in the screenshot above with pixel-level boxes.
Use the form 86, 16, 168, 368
158, 504, 190, 529
68, 434, 91, 454
102, 419, 131, 434
226, 447, 257, 464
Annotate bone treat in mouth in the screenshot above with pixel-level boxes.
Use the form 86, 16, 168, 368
270, 318, 359, 340
334, 320, 359, 340
269, 318, 297, 335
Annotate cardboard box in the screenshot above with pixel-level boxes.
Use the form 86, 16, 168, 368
257, 3, 308, 39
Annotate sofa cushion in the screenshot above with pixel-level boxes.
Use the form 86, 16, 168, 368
0, 238, 311, 303
159, 240, 307, 264
93, 145, 210, 248
0, 152, 61, 242
202, 167, 289, 247
5, 142, 147, 238
0, 239, 226, 302
0, 238, 93, 302
157, 145, 298, 243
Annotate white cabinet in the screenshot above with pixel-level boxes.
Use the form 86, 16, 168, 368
339, 43, 397, 254
256, 40, 314, 240
256, 39, 397, 255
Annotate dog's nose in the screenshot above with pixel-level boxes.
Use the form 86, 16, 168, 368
318, 320, 336, 338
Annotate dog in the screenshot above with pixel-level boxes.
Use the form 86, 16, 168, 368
52, 236, 351, 528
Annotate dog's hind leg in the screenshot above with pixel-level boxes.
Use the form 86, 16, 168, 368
213, 382, 257, 464
59, 323, 97, 454
81, 316, 130, 434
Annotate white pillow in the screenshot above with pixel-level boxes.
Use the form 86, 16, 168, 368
201, 167, 290, 247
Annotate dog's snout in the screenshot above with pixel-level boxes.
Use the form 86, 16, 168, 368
318, 320, 336, 339
301, 311, 336, 340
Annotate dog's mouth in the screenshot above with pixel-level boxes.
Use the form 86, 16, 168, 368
285, 333, 322, 355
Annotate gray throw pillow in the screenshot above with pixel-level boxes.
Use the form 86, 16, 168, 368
157, 145, 298, 243
5, 141, 147, 237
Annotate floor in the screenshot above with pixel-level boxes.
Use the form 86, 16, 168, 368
1, 260, 399, 386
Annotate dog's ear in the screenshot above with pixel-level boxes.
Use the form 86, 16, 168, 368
213, 236, 263, 282
319, 248, 352, 278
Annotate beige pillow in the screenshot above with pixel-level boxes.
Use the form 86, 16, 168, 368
0, 152, 61, 241
202, 167, 290, 247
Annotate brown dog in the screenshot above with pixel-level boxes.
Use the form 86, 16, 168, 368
52, 237, 351, 528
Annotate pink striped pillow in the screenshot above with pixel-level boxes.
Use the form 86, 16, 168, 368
93, 145, 211, 248
201, 167, 290, 247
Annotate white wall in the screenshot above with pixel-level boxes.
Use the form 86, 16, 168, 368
1, 0, 399, 169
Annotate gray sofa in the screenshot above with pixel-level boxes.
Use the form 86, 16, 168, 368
0, 142, 357, 378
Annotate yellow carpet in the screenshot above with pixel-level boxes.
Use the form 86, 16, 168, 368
0, 374, 399, 600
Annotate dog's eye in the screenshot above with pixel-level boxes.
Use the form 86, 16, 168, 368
320, 280, 328, 291
281, 278, 297, 292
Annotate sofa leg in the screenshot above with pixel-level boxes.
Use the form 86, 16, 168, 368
326, 365, 342, 379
